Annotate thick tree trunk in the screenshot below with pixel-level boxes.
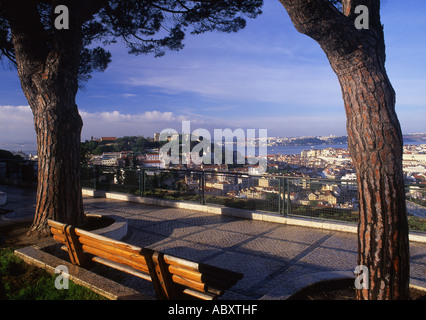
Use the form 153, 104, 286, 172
335, 57, 410, 300
23, 59, 85, 235
30, 87, 85, 234
5, 1, 86, 234
279, 0, 410, 299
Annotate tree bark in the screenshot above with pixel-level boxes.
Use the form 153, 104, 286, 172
29, 79, 85, 234
5, 1, 85, 234
279, 0, 410, 299
337, 55, 410, 300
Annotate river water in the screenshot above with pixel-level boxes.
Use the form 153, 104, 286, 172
0, 141, 423, 158
267, 143, 348, 156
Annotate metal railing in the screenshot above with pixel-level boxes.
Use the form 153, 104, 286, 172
1, 159, 425, 231
0, 159, 38, 185
80, 164, 426, 230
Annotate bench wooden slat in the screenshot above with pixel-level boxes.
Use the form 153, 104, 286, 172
78, 236, 149, 270
164, 254, 243, 282
81, 244, 150, 275
92, 256, 152, 282
171, 274, 207, 293
50, 226, 65, 236
74, 227, 142, 254
53, 234, 66, 244
163, 254, 200, 272
48, 219, 66, 231
182, 288, 216, 300
167, 265, 225, 296
168, 265, 203, 283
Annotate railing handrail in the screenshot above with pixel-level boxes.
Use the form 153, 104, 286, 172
1, 159, 425, 230
1, 159, 425, 189
81, 163, 426, 188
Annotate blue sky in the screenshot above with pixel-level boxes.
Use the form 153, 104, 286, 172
0, 0, 425, 143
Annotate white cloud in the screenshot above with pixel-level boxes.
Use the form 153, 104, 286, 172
0, 105, 190, 142
123, 60, 343, 107
79, 109, 190, 139
0, 104, 422, 146
0, 105, 35, 142
122, 93, 137, 98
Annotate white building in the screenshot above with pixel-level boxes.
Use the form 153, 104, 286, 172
143, 153, 165, 169
403, 153, 426, 163
341, 172, 357, 190
248, 165, 266, 176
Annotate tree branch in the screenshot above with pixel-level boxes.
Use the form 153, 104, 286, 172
149, 2, 189, 14
278, 0, 384, 64
1, 0, 49, 69
77, 0, 110, 23
0, 46, 16, 65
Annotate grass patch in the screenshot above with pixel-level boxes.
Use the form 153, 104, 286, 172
408, 216, 426, 232
0, 248, 105, 300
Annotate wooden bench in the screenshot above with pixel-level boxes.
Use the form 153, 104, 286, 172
47, 219, 243, 300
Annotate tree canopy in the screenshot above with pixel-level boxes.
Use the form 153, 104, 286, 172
0, 0, 263, 83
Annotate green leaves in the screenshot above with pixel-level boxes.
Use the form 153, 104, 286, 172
0, 0, 263, 83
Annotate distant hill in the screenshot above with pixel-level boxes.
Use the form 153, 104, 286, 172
403, 133, 426, 143
0, 149, 23, 160
276, 133, 426, 146
277, 136, 348, 146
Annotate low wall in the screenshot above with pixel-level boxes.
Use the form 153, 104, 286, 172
81, 188, 426, 243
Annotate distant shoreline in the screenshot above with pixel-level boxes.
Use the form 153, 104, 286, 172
0, 136, 424, 158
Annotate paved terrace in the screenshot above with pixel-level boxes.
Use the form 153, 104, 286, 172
1, 185, 425, 299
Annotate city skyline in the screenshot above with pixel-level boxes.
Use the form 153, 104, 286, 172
0, 1, 425, 143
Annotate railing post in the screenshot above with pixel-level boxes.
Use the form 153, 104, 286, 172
94, 165, 99, 191
278, 178, 281, 215
138, 168, 142, 196
201, 171, 206, 205
140, 168, 145, 196
285, 178, 290, 216
282, 177, 286, 217
282, 177, 286, 216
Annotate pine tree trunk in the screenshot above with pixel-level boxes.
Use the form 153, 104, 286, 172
23, 59, 85, 234
336, 58, 410, 300
29, 88, 85, 234
6, 1, 86, 234
279, 0, 410, 299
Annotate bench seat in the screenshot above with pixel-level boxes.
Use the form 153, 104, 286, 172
48, 219, 243, 300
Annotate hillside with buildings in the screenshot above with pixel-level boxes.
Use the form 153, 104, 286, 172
76, 135, 426, 219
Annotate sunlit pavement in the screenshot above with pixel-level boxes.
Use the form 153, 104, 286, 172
1, 184, 425, 299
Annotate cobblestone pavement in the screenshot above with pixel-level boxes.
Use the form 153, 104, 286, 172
1, 185, 426, 299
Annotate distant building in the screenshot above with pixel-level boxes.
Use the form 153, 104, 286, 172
146, 153, 160, 161
308, 190, 337, 205
100, 137, 117, 143
100, 151, 131, 166
154, 132, 178, 142
142, 153, 165, 169
403, 153, 426, 163
248, 165, 265, 176
341, 172, 357, 191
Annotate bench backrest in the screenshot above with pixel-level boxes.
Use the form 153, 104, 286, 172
47, 219, 243, 300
